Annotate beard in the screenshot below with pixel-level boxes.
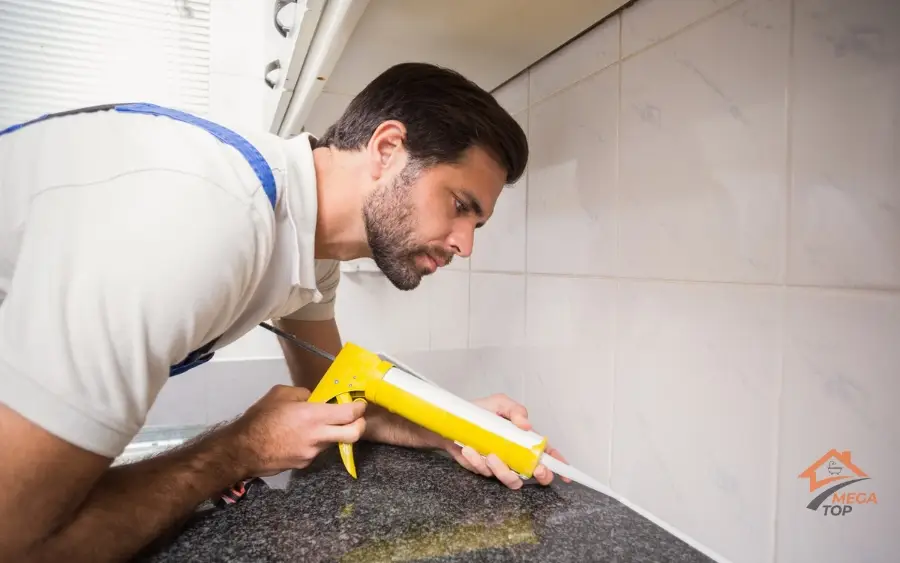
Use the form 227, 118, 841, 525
362, 164, 451, 290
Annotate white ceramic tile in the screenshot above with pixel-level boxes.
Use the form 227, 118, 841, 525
394, 348, 523, 404
444, 254, 470, 272
209, 72, 269, 132
393, 349, 473, 392
213, 325, 284, 360
468, 273, 525, 348
425, 270, 469, 351
789, 0, 900, 289
204, 359, 292, 423
529, 15, 619, 106
334, 272, 432, 354
210, 0, 267, 77
461, 348, 525, 403
618, 0, 789, 284
144, 369, 208, 427
493, 71, 529, 115
527, 66, 618, 276
521, 275, 616, 484
473, 182, 526, 273
303, 92, 353, 137
613, 280, 782, 563
471, 112, 528, 273
621, 0, 739, 58
525, 275, 616, 350
776, 288, 900, 563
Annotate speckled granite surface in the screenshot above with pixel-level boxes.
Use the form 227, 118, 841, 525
137, 443, 713, 563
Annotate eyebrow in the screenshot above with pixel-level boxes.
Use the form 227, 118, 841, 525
460, 189, 486, 227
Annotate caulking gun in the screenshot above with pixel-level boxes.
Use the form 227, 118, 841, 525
258, 322, 612, 496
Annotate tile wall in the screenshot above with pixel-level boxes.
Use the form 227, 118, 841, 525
148, 0, 898, 561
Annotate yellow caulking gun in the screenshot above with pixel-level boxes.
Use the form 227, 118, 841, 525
259, 322, 611, 495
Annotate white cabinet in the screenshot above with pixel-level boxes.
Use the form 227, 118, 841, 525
261, 0, 632, 139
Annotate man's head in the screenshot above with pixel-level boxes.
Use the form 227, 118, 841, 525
319, 62, 528, 290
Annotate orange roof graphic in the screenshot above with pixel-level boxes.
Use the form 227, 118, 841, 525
798, 449, 868, 492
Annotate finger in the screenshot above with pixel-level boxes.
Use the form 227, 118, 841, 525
314, 417, 367, 444
306, 400, 367, 424
491, 396, 531, 431
448, 446, 477, 473
497, 399, 532, 430
461, 446, 492, 477
485, 454, 523, 490
533, 464, 554, 486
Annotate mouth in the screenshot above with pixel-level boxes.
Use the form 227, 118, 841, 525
431, 253, 450, 268
415, 253, 440, 274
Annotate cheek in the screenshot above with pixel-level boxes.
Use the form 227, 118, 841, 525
409, 188, 454, 240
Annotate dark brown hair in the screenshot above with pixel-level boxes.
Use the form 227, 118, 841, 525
319, 62, 528, 184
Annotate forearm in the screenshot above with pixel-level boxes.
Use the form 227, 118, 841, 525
361, 404, 449, 450
25, 424, 247, 563
275, 317, 340, 390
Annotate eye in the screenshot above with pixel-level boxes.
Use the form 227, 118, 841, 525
454, 197, 468, 214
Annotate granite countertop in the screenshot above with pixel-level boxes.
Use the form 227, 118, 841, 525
137, 442, 713, 563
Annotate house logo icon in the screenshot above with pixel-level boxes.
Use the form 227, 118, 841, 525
798, 450, 877, 516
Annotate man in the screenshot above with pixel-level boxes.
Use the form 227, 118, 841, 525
0, 63, 566, 562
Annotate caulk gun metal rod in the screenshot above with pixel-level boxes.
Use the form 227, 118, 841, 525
258, 322, 336, 362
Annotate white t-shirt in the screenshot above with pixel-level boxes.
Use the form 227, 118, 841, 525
0, 108, 340, 458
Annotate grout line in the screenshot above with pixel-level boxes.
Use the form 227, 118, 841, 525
523, 70, 531, 280
772, 287, 788, 563
427, 275, 433, 351
489, 3, 623, 98
608, 8, 623, 491
783, 0, 796, 292
618, 0, 746, 62
466, 270, 900, 295
615, 13, 623, 288
528, 54, 621, 109
608, 278, 621, 488
466, 268, 473, 350
521, 72, 531, 404
525, 0, 747, 112
773, 4, 796, 560
528, 55, 618, 111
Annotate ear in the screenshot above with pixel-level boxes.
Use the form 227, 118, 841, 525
366, 120, 408, 179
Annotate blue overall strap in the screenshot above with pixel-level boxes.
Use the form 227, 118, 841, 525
111, 103, 280, 376
113, 103, 277, 209
113, 103, 279, 376
1, 101, 279, 377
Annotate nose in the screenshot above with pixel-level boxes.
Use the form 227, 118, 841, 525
447, 225, 474, 259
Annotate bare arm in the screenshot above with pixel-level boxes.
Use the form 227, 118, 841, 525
0, 386, 366, 563
0, 403, 246, 562
274, 317, 445, 450
274, 316, 342, 390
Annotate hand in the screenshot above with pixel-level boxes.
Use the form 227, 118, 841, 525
443, 393, 571, 490
224, 384, 367, 477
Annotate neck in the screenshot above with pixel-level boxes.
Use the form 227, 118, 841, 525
312, 146, 371, 261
